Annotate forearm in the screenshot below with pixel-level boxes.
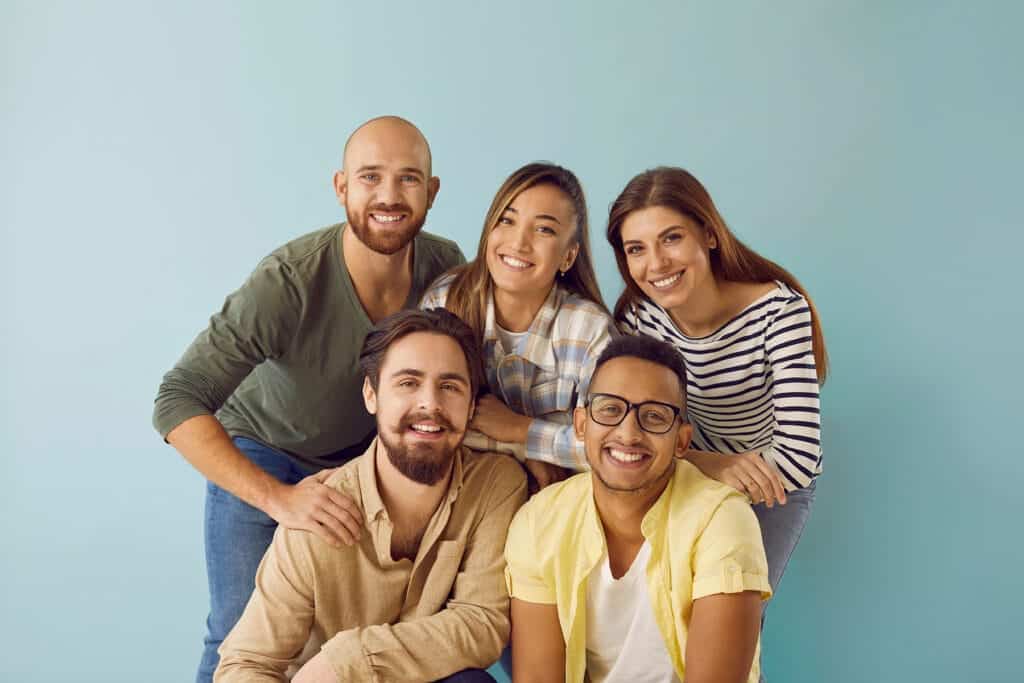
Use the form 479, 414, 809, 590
322, 605, 508, 682
167, 414, 285, 514
526, 419, 586, 470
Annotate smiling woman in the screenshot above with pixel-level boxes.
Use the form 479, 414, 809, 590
420, 162, 618, 490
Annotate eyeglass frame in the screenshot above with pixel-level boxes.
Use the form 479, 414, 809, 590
583, 392, 685, 435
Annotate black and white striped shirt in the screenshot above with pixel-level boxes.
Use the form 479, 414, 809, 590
619, 282, 822, 491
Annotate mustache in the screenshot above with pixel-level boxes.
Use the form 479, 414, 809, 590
398, 411, 455, 432
368, 203, 413, 214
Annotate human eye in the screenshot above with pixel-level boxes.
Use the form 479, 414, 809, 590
624, 244, 644, 256
536, 224, 557, 236
360, 173, 380, 183
441, 382, 464, 394
397, 378, 418, 389
663, 231, 683, 245
595, 401, 624, 417
497, 215, 514, 226
400, 174, 420, 184
641, 406, 672, 428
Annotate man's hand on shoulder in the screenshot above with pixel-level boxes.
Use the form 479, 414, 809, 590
266, 473, 363, 547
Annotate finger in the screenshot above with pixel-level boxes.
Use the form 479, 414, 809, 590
739, 463, 772, 506
320, 500, 362, 543
312, 508, 354, 546
325, 488, 364, 525
749, 455, 786, 505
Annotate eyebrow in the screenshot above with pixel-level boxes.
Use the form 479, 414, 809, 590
355, 165, 425, 178
390, 368, 470, 385
503, 207, 563, 225
621, 225, 684, 246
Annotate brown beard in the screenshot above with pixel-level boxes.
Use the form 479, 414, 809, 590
347, 203, 425, 255
379, 411, 459, 485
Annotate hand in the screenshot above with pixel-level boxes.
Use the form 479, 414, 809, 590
688, 450, 787, 507
471, 394, 533, 444
266, 473, 363, 546
524, 459, 569, 493
291, 651, 337, 683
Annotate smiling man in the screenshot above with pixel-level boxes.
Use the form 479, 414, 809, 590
215, 308, 527, 682
505, 335, 771, 683
152, 116, 465, 682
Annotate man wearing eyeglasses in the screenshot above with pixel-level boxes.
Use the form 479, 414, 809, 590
504, 335, 772, 683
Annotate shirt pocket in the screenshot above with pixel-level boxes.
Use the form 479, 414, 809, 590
527, 376, 578, 420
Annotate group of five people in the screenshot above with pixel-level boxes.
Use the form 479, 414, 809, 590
153, 115, 827, 683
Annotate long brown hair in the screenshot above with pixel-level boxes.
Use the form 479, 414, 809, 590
443, 162, 607, 342
606, 167, 829, 384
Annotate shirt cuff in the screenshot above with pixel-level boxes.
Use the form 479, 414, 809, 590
320, 629, 375, 682
505, 567, 557, 604
692, 562, 772, 602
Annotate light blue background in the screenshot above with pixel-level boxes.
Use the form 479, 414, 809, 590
3, 1, 1021, 681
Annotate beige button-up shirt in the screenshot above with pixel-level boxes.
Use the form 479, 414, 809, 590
215, 440, 527, 682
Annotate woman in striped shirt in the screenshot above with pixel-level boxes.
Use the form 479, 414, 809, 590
422, 162, 616, 491
606, 167, 828, 678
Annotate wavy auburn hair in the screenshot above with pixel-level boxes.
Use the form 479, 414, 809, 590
442, 162, 607, 342
606, 167, 828, 384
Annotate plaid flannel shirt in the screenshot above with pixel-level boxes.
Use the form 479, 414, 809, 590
421, 273, 616, 470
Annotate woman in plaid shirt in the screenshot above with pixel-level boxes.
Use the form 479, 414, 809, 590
421, 162, 617, 491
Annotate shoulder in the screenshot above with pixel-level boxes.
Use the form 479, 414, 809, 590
420, 270, 458, 308
668, 461, 757, 530
461, 449, 528, 499
416, 230, 466, 266
322, 455, 366, 506
551, 287, 617, 340
617, 297, 684, 345
260, 224, 340, 269
763, 281, 812, 326
513, 472, 590, 534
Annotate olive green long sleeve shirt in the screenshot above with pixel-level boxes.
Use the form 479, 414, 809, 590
152, 224, 464, 468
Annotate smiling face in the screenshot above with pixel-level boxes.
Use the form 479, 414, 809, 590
574, 355, 692, 496
363, 331, 473, 485
619, 205, 718, 313
484, 183, 579, 302
335, 118, 439, 255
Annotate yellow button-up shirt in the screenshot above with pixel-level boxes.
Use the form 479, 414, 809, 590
504, 461, 771, 683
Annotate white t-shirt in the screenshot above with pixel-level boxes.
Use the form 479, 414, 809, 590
494, 322, 529, 354
585, 541, 681, 683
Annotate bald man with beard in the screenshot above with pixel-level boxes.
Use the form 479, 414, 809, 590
153, 117, 465, 683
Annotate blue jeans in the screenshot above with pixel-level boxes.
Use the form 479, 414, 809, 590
196, 437, 312, 683
752, 478, 817, 683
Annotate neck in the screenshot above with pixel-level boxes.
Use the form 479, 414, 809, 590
374, 441, 453, 530
667, 274, 730, 337
591, 466, 672, 546
492, 283, 551, 332
342, 224, 414, 289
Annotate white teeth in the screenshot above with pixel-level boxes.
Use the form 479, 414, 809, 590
411, 424, 441, 433
501, 255, 532, 269
608, 448, 645, 463
372, 214, 404, 223
652, 272, 682, 288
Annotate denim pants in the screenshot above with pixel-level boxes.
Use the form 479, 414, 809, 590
752, 478, 817, 683
196, 437, 312, 683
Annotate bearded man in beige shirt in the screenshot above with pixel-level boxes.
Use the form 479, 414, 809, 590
215, 308, 527, 683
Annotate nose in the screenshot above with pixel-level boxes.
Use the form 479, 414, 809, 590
416, 383, 442, 412
509, 222, 532, 253
613, 406, 645, 441
377, 175, 402, 205
650, 244, 671, 272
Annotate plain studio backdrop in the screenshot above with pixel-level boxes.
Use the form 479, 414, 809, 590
2, 2, 1020, 681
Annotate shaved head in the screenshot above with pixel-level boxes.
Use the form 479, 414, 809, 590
343, 116, 432, 175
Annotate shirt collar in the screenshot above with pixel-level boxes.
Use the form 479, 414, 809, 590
482, 283, 563, 372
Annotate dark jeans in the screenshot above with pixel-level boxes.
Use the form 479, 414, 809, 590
438, 670, 496, 682
195, 437, 311, 683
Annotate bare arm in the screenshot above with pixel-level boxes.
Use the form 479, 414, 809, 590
684, 591, 763, 683
510, 598, 565, 683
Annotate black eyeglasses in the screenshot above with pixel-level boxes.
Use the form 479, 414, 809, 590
585, 393, 683, 434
